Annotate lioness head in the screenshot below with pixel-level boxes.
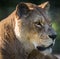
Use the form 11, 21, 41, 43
14, 2, 57, 55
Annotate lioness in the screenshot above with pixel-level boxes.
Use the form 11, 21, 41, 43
0, 1, 57, 59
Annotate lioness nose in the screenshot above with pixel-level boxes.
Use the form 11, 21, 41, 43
49, 35, 57, 40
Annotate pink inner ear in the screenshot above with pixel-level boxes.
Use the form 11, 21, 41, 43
38, 1, 49, 8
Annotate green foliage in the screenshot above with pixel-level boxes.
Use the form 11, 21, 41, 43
52, 21, 60, 54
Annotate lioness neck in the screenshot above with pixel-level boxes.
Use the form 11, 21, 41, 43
0, 10, 28, 59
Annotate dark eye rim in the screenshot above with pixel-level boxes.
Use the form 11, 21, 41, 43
37, 22, 42, 25
34, 21, 43, 28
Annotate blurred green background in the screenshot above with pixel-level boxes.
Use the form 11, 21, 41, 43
0, 0, 60, 54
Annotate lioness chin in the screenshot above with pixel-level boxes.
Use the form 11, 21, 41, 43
0, 1, 57, 59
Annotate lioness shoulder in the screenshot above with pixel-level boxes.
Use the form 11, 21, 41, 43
28, 50, 58, 59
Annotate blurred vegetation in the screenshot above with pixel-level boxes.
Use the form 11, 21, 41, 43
50, 9, 60, 54
0, 0, 60, 54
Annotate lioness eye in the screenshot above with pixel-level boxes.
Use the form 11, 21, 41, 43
36, 22, 42, 26
35, 21, 42, 28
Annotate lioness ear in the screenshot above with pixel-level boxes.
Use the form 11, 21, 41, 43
16, 2, 30, 17
38, 1, 50, 11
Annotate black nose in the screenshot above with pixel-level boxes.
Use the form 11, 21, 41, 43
49, 35, 57, 40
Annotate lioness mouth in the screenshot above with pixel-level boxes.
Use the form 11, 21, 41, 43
37, 44, 53, 51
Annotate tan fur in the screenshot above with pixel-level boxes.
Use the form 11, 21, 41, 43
0, 2, 56, 59
28, 50, 58, 59
38, 1, 49, 8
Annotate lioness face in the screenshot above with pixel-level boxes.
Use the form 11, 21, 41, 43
14, 2, 57, 55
